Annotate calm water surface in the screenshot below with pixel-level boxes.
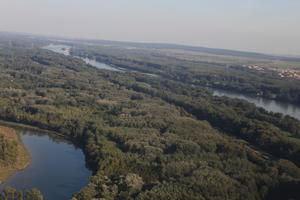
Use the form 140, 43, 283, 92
0, 131, 92, 200
43, 44, 159, 75
43, 44, 123, 72
213, 89, 300, 120
43, 44, 70, 56
44, 44, 299, 120
81, 57, 123, 72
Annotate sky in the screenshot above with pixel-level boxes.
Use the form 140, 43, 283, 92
0, 0, 299, 55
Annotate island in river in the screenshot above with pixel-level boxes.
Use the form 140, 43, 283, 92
0, 126, 31, 184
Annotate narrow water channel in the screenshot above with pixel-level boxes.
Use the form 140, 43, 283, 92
43, 44, 123, 71
43, 44, 300, 121
213, 89, 300, 120
43, 44, 158, 76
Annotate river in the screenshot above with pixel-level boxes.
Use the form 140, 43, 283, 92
43, 44, 124, 72
43, 44, 158, 76
44, 45, 300, 120
213, 89, 300, 120
0, 130, 92, 200
81, 57, 123, 72
5, 44, 298, 199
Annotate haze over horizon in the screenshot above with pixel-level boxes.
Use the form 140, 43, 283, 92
0, 0, 299, 55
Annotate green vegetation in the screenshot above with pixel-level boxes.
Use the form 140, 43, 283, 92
0, 187, 44, 200
0, 126, 30, 184
0, 34, 299, 199
70, 43, 300, 105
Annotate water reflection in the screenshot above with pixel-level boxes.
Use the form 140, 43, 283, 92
213, 89, 300, 120
81, 57, 123, 72
43, 44, 159, 76
43, 44, 70, 56
43, 44, 124, 72
0, 129, 92, 200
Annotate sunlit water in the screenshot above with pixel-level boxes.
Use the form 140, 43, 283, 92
43, 44, 300, 120
43, 44, 123, 72
0, 131, 92, 200
43, 44, 159, 75
213, 89, 300, 120
81, 57, 123, 72
43, 44, 70, 56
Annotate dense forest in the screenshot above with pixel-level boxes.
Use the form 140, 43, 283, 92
70, 43, 300, 105
0, 126, 30, 183
0, 34, 300, 199
0, 126, 41, 199
0, 128, 18, 168
0, 187, 44, 200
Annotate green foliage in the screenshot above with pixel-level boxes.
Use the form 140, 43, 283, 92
0, 135, 18, 166
25, 189, 44, 200
0, 187, 43, 200
71, 43, 300, 105
0, 35, 300, 199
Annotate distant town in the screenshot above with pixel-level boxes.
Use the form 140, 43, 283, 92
242, 65, 300, 80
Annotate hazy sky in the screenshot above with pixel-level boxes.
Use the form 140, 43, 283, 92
0, 0, 299, 55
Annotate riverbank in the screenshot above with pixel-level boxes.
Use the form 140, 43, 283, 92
0, 120, 85, 153
0, 126, 92, 200
0, 126, 31, 184
0, 120, 73, 142
213, 89, 300, 120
